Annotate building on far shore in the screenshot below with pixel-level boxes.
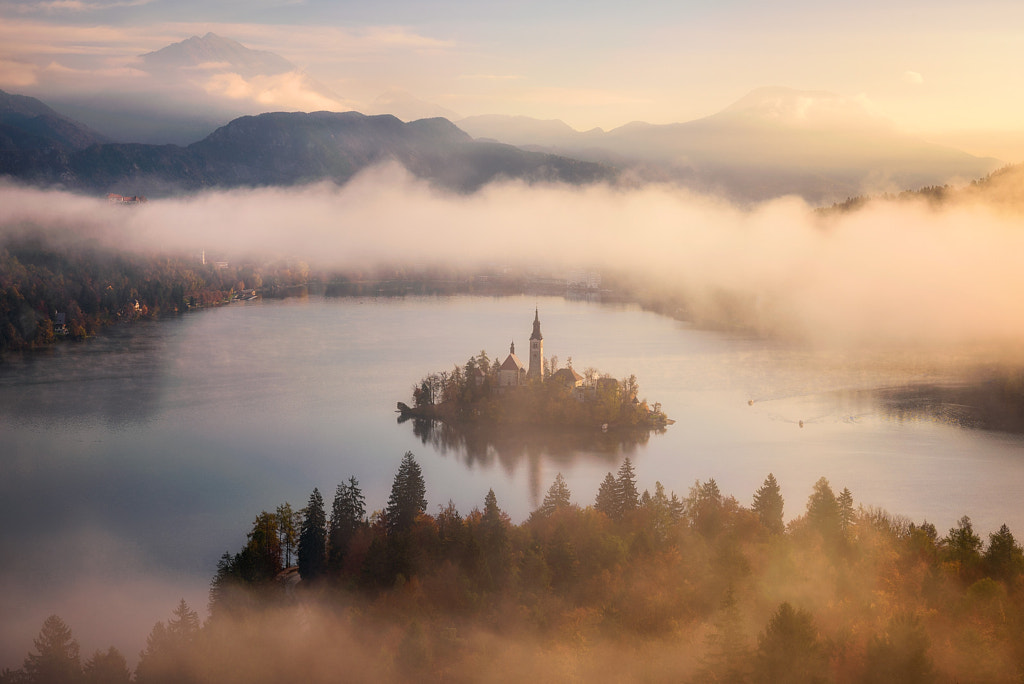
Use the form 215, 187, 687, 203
106, 193, 147, 205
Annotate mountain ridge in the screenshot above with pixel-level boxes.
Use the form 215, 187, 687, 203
457, 87, 1002, 203
0, 96, 614, 195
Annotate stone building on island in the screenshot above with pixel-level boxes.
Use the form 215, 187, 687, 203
498, 341, 526, 387
500, 309, 547, 388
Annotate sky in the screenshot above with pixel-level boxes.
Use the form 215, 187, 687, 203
1, 0, 1023, 158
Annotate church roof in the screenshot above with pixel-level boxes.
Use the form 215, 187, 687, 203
530, 308, 543, 341
551, 367, 583, 384
500, 353, 525, 371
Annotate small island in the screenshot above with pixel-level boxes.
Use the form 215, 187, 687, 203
399, 309, 671, 432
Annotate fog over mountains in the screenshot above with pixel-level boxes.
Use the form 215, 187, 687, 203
459, 87, 1001, 203
0, 33, 1006, 203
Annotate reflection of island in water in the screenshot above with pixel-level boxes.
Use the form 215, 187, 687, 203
875, 373, 1024, 434
397, 309, 669, 494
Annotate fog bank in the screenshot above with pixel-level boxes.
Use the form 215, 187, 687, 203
3, 165, 1024, 355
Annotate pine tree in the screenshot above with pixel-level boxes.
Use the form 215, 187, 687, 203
135, 600, 200, 684
806, 477, 840, 539
687, 478, 724, 537
386, 452, 427, 536
23, 615, 81, 684
752, 473, 785, 535
594, 472, 619, 519
298, 487, 327, 581
616, 457, 639, 515
83, 647, 130, 684
753, 603, 826, 684
985, 523, 1024, 582
837, 487, 855, 535
329, 476, 366, 574
537, 473, 572, 516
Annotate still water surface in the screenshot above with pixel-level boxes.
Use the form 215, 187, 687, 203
2, 294, 1022, 665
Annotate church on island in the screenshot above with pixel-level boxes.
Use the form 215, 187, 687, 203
401, 307, 669, 430
497, 309, 587, 392
498, 308, 545, 387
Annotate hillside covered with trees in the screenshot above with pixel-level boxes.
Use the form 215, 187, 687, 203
5, 453, 1024, 683
0, 234, 310, 354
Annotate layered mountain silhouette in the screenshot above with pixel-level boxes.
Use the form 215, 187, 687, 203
459, 87, 1001, 203
0, 90, 110, 152
0, 91, 613, 194
0, 81, 1005, 202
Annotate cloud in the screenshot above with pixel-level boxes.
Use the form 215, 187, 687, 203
458, 74, 525, 81
9, 0, 155, 14
202, 71, 356, 111
6, 165, 1022, 357
903, 70, 924, 85
0, 59, 38, 87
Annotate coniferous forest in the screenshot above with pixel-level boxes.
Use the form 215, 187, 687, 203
4, 452, 1024, 683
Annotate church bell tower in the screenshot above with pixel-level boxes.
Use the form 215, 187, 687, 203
528, 308, 544, 380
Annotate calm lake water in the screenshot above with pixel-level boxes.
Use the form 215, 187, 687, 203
2, 294, 1023, 666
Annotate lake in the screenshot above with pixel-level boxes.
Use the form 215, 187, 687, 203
2, 293, 1023, 666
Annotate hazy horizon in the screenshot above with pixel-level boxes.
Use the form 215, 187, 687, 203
1, 0, 1023, 160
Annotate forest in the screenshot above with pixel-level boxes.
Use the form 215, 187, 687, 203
0, 233, 316, 353
4, 452, 1023, 683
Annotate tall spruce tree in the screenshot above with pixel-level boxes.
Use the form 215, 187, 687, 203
595, 472, 619, 519
616, 457, 640, 515
22, 615, 81, 684
837, 487, 855, 534
386, 452, 427, 536
806, 477, 840, 539
135, 600, 200, 684
752, 473, 785, 535
538, 473, 572, 516
329, 476, 366, 573
298, 487, 327, 581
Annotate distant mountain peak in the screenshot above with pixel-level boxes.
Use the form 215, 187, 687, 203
139, 33, 295, 78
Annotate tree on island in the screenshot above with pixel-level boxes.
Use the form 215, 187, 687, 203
298, 488, 327, 581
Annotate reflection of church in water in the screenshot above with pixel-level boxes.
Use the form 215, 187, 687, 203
497, 309, 585, 390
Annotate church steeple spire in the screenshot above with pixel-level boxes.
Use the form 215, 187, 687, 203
528, 308, 544, 379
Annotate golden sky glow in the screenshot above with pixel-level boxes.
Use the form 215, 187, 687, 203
0, 0, 1022, 158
